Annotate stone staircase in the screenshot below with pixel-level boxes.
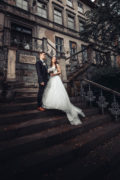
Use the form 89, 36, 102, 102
0, 88, 120, 180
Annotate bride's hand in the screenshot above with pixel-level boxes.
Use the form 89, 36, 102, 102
50, 73, 55, 77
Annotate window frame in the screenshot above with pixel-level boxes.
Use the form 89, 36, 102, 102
16, 0, 28, 11
79, 20, 85, 32
69, 41, 77, 60
67, 0, 73, 8
36, 1, 48, 19
53, 8, 63, 25
52, 3, 64, 26
78, 1, 84, 14
67, 13, 75, 30
10, 23, 32, 50
55, 36, 64, 56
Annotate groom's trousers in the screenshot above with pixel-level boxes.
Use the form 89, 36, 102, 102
37, 83, 46, 107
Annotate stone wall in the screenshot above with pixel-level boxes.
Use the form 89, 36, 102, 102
16, 50, 39, 86
0, 0, 94, 85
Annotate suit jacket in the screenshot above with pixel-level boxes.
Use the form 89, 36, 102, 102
36, 59, 49, 84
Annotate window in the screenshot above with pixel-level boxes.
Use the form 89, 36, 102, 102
79, 21, 84, 32
11, 23, 32, 50
67, 0, 73, 7
55, 37, 64, 56
68, 15, 74, 30
81, 45, 88, 63
37, 2, 47, 18
95, 51, 102, 65
69, 41, 77, 55
78, 1, 84, 13
69, 41, 77, 60
54, 9, 62, 25
16, 0, 28, 11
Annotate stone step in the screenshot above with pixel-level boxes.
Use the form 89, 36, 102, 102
0, 112, 109, 142
15, 84, 38, 89
15, 88, 38, 93
15, 88, 78, 96
15, 95, 37, 103
0, 102, 37, 114
0, 109, 64, 125
14, 95, 82, 104
0, 99, 84, 114
50, 132, 120, 180
14, 88, 38, 97
0, 116, 68, 141
0, 114, 111, 161
0, 107, 99, 125
6, 81, 25, 89
102, 160, 120, 180
1, 118, 120, 179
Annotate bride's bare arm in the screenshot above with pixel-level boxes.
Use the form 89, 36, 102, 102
56, 64, 61, 75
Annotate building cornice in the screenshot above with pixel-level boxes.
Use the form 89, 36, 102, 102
0, 0, 89, 43
80, 0, 96, 8
3, 10, 87, 43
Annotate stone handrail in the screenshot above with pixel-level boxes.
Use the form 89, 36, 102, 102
82, 78, 120, 97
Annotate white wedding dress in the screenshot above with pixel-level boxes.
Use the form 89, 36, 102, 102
42, 66, 85, 125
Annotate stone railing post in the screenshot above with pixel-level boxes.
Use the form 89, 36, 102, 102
42, 38, 48, 53
58, 54, 67, 88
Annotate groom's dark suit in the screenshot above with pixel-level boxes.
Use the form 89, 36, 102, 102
36, 59, 49, 107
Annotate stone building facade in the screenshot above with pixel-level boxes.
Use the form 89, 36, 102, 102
0, 0, 95, 86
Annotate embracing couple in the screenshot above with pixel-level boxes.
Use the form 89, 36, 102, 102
36, 51, 85, 125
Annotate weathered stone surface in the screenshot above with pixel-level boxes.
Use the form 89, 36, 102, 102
58, 58, 67, 82
7, 48, 16, 80
0, 0, 94, 85
19, 54, 36, 65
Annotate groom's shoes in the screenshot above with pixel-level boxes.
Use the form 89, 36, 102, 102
37, 107, 46, 111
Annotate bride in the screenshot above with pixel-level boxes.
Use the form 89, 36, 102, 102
42, 56, 85, 125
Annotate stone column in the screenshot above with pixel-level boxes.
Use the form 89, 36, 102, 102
48, 0, 53, 22
7, 48, 17, 81
75, 16, 79, 32
58, 55, 68, 87
87, 46, 93, 63
42, 38, 48, 53
0, 13, 4, 46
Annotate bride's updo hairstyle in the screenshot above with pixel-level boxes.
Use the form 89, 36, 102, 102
51, 56, 59, 67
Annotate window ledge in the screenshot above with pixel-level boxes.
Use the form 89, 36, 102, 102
53, 22, 64, 28
52, 1, 64, 9
78, 11, 84, 15
35, 14, 48, 21
66, 5, 74, 10
13, 5, 29, 12
67, 28, 77, 33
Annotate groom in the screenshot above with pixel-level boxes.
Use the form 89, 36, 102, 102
36, 51, 49, 111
